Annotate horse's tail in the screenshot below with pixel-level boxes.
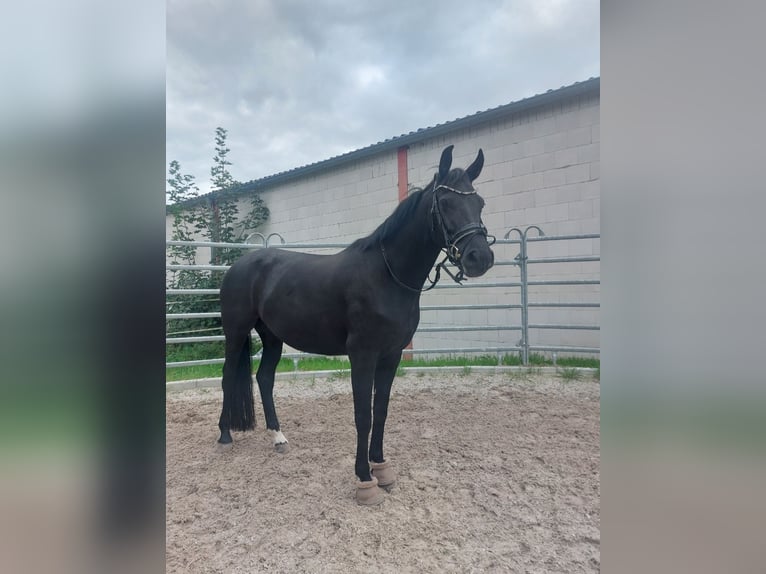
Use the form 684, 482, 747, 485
223, 333, 255, 431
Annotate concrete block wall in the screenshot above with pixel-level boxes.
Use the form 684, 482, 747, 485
404, 91, 600, 358
250, 150, 400, 251
166, 87, 600, 359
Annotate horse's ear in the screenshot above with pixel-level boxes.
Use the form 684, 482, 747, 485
438, 145, 454, 181
466, 149, 484, 182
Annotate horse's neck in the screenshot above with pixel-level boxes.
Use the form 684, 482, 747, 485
383, 197, 442, 290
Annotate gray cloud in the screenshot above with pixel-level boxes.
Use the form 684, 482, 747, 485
167, 0, 599, 193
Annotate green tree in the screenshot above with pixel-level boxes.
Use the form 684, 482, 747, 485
166, 159, 200, 283
166, 127, 269, 364
204, 127, 269, 265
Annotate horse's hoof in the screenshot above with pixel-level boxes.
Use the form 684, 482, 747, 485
270, 430, 289, 454
356, 477, 385, 506
215, 441, 233, 452
371, 460, 396, 488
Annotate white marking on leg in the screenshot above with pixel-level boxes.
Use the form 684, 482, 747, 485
269, 429, 288, 446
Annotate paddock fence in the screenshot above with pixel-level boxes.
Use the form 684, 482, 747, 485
166, 228, 600, 369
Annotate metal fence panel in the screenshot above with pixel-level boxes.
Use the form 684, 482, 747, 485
166, 228, 599, 369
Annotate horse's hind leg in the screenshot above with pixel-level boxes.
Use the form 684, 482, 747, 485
218, 328, 255, 445
254, 321, 289, 453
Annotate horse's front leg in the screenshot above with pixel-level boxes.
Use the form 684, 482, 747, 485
349, 350, 385, 505
369, 351, 401, 489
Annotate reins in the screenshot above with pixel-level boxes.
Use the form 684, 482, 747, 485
380, 241, 446, 293
380, 176, 495, 293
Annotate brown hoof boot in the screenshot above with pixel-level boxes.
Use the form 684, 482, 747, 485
355, 477, 385, 506
371, 460, 396, 489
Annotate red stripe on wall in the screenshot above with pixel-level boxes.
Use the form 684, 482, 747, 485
397, 146, 414, 360
397, 146, 409, 202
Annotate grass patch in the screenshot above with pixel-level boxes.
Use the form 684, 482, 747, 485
327, 369, 352, 382
557, 367, 582, 381
527, 353, 549, 365
556, 356, 600, 369
400, 354, 517, 368
166, 341, 226, 363
166, 351, 599, 382
276, 356, 351, 373
507, 367, 542, 382
167, 362, 223, 381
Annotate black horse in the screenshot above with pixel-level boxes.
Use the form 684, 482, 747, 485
217, 145, 495, 504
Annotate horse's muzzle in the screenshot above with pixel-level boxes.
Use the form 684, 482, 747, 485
460, 239, 495, 277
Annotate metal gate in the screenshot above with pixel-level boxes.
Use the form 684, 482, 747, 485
166, 228, 599, 369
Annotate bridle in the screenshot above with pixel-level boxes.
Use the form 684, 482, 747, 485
430, 178, 496, 279
381, 176, 496, 293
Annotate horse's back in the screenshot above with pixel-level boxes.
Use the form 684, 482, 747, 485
220, 248, 357, 354
223, 247, 345, 293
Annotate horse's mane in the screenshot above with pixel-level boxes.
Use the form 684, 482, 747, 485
347, 168, 470, 252
348, 184, 430, 252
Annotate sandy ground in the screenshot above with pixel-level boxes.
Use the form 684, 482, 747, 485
167, 371, 600, 573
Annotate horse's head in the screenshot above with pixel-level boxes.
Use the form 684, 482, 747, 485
430, 145, 495, 278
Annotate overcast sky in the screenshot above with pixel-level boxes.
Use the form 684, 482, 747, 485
167, 0, 599, 194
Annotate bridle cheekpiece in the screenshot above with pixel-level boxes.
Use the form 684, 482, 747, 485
380, 175, 495, 294
429, 175, 496, 284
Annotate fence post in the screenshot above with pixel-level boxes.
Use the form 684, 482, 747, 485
504, 225, 545, 365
